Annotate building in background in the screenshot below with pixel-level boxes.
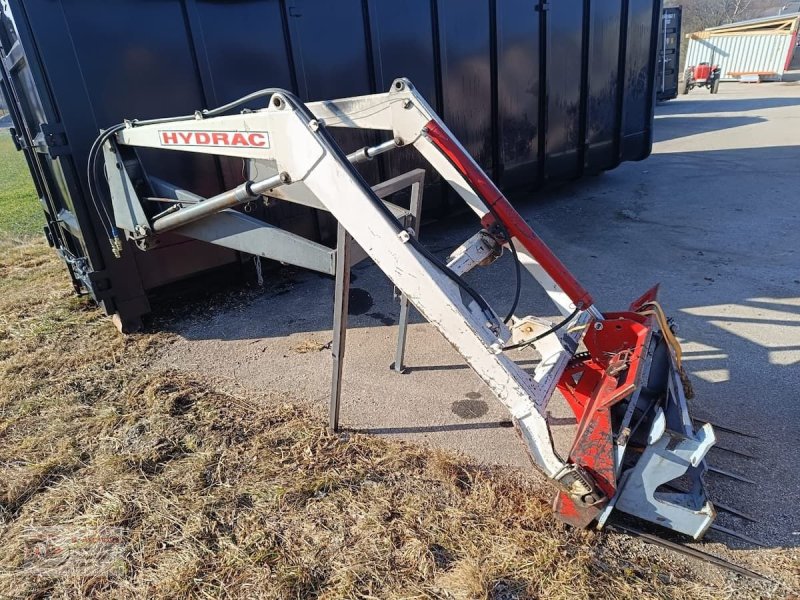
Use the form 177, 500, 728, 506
686, 12, 800, 81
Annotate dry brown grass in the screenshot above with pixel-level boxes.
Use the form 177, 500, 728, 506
0, 239, 796, 599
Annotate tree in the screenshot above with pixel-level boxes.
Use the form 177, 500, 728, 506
667, 0, 757, 34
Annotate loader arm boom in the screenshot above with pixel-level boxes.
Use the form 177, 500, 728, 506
100, 79, 720, 537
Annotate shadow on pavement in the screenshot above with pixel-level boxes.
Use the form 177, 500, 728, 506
656, 94, 800, 115
653, 115, 763, 142
358, 420, 515, 436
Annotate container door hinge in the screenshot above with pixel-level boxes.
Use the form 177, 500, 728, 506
43, 224, 55, 248
8, 126, 26, 151
35, 123, 70, 158
56, 248, 106, 299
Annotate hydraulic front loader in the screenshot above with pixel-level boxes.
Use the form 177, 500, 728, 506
95, 79, 723, 538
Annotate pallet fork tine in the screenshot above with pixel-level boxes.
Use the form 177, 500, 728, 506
707, 466, 757, 485
609, 523, 771, 582
709, 524, 767, 548
709, 501, 758, 523
710, 443, 756, 460
693, 418, 759, 439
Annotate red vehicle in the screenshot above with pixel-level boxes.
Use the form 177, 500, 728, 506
682, 62, 721, 94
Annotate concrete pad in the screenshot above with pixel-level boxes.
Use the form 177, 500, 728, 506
159, 81, 800, 548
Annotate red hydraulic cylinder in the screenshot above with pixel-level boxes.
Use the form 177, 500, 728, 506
424, 119, 594, 310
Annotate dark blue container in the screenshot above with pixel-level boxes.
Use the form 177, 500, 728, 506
0, 0, 661, 328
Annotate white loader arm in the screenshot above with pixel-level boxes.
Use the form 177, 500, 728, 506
101, 79, 719, 538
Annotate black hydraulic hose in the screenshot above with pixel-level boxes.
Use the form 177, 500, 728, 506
424, 138, 523, 324
408, 238, 500, 327
123, 88, 287, 126
485, 201, 521, 324
502, 306, 580, 351
504, 237, 522, 323
202, 89, 286, 118
87, 123, 126, 237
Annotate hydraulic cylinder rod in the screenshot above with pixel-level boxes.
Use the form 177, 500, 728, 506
347, 138, 400, 164
152, 171, 289, 233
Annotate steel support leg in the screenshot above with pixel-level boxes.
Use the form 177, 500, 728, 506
393, 299, 412, 373
392, 179, 423, 374
330, 224, 352, 432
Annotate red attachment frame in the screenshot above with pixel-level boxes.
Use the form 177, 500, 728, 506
554, 310, 652, 526
424, 119, 594, 309
425, 118, 668, 528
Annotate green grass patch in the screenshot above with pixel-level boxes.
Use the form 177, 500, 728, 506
0, 130, 43, 238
